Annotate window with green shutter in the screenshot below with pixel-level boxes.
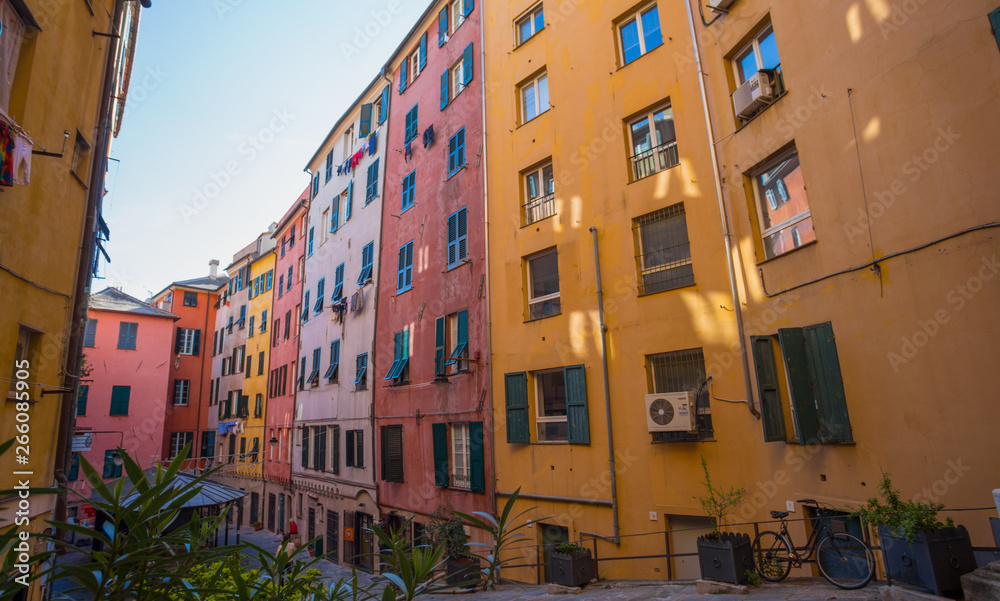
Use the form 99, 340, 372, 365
77, 385, 88, 416
432, 423, 449, 487
301, 426, 310, 468
68, 453, 80, 481
468, 421, 485, 492
117, 322, 138, 350
381, 425, 404, 482
102, 450, 121, 478
504, 372, 530, 443
109, 386, 130, 415
84, 319, 97, 348
752, 336, 787, 442
564, 365, 590, 444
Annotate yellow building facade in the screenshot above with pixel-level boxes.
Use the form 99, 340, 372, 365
484, 0, 1000, 583
0, 1, 140, 598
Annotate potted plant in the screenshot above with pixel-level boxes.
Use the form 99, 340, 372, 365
426, 507, 480, 586
854, 473, 975, 598
252, 521, 263, 531
549, 542, 594, 588
694, 456, 752, 585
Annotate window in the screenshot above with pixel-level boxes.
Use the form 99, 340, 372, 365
240, 437, 247, 462
255, 392, 263, 417
287, 266, 293, 290
451, 0, 470, 33
618, 2, 662, 65
302, 291, 310, 322
647, 348, 712, 442
117, 322, 138, 350
451, 60, 465, 99
313, 426, 327, 471
102, 450, 122, 478
173, 380, 190, 406
0, 4, 26, 113
258, 351, 265, 377
325, 150, 334, 182
629, 104, 678, 180
523, 162, 555, 225
77, 385, 88, 416
446, 208, 468, 269
278, 275, 284, 298
346, 429, 364, 468
183, 291, 198, 307
520, 72, 549, 123
355, 353, 368, 390
381, 425, 404, 482
308, 227, 314, 256
325, 340, 340, 382
752, 323, 853, 444
441, 44, 474, 110
309, 348, 321, 387
110, 386, 131, 415
71, 131, 91, 183
169, 432, 193, 459
175, 327, 202, 357
84, 319, 97, 348
332, 263, 345, 301
435, 309, 469, 375
344, 181, 354, 223
311, 172, 320, 198
404, 105, 419, 144
358, 242, 374, 285
526, 248, 560, 320
315, 278, 326, 314
448, 128, 466, 176
752, 146, 815, 259
516, 3, 545, 45
343, 125, 354, 157
633, 204, 694, 294
321, 210, 330, 244
285, 310, 292, 339
410, 48, 423, 83
450, 423, 470, 488
385, 329, 410, 383
401, 170, 416, 211
397, 241, 414, 293
734, 24, 782, 87
68, 453, 80, 482
261, 310, 267, 333
534, 369, 567, 441
366, 158, 380, 203
239, 305, 247, 328
503, 366, 588, 443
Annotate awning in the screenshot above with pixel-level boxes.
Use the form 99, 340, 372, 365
91, 468, 247, 509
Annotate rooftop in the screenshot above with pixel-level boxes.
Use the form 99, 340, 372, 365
89, 287, 179, 320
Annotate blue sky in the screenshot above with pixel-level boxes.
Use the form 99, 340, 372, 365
103, 1, 428, 299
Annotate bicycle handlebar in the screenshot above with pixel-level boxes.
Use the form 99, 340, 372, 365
796, 498, 817, 504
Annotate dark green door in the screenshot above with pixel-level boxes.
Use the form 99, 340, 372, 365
539, 523, 569, 583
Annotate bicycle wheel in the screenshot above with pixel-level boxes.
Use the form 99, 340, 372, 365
751, 531, 792, 582
816, 533, 875, 589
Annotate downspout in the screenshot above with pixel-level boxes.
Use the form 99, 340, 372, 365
198, 288, 210, 470
683, 0, 758, 417
55, 0, 128, 527
478, 11, 498, 525
587, 227, 620, 545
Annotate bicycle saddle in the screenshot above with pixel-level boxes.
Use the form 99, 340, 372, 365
770, 510, 789, 519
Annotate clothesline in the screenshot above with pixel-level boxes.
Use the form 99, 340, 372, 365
0, 105, 34, 145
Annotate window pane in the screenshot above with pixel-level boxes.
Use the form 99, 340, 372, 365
757, 153, 807, 231
538, 75, 549, 112
538, 370, 566, 417
542, 164, 554, 195
538, 422, 568, 441
763, 217, 816, 259
523, 84, 537, 121
519, 18, 532, 43
737, 48, 758, 84
526, 170, 540, 200
534, 9, 544, 34
652, 108, 675, 146
620, 19, 641, 64
630, 118, 652, 155
758, 29, 780, 70
641, 7, 663, 52
529, 252, 559, 298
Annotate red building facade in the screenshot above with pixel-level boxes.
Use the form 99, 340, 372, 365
374, 0, 493, 537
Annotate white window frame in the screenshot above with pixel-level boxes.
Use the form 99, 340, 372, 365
733, 24, 777, 86
451, 60, 466, 98
409, 49, 422, 82
170, 432, 192, 458
520, 71, 549, 124
523, 161, 555, 225
343, 125, 354, 157
752, 146, 813, 259
178, 328, 197, 355
321, 209, 330, 244
450, 422, 471, 489
526, 248, 560, 319
451, 0, 466, 33
628, 104, 677, 177
534, 369, 567, 442
618, 2, 661, 65
516, 3, 544, 46
174, 380, 190, 406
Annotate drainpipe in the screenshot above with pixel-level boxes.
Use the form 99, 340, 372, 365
683, 0, 758, 417
587, 227, 620, 545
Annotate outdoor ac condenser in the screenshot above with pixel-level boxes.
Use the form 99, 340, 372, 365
645, 392, 697, 433
733, 70, 775, 120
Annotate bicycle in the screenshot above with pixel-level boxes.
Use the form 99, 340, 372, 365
751, 498, 875, 589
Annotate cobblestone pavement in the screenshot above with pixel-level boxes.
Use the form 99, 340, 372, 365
49, 526, 885, 601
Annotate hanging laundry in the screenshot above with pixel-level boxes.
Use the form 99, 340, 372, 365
404, 141, 412, 162
0, 123, 14, 187
358, 139, 368, 155
12, 133, 31, 186
422, 125, 435, 148
367, 131, 378, 155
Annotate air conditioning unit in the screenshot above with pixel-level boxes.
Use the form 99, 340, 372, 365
708, 0, 736, 10
645, 392, 697, 433
733, 70, 775, 120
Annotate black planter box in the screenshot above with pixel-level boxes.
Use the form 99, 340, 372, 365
878, 525, 976, 598
697, 532, 752, 584
991, 517, 1000, 547
446, 557, 481, 586
550, 549, 594, 587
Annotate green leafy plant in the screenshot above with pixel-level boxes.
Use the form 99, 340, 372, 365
456, 487, 546, 590
744, 569, 762, 587
852, 472, 954, 544
552, 542, 586, 555
424, 507, 468, 561
369, 519, 451, 601
168, 552, 325, 601
694, 455, 746, 538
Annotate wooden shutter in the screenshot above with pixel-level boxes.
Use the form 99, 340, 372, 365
382, 425, 403, 482
332, 426, 340, 475
346, 430, 355, 467
469, 421, 484, 493
359, 103, 372, 137
803, 322, 853, 443
397, 245, 407, 291
174, 327, 183, 354
380, 86, 390, 124
457, 309, 468, 351
457, 208, 467, 260
504, 372, 530, 443
991, 8, 1000, 51
564, 365, 590, 444
419, 32, 428, 70
464, 0, 473, 18
399, 60, 408, 94
301, 426, 310, 468
192, 329, 201, 356
118, 323, 129, 349
778, 328, 822, 444
441, 69, 449, 110
752, 336, 786, 442
432, 423, 449, 487
438, 6, 448, 45
346, 181, 354, 221
447, 211, 458, 265
355, 430, 364, 468
462, 43, 473, 85
434, 317, 446, 374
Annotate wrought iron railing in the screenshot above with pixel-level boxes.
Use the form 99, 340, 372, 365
631, 140, 679, 181
524, 193, 555, 225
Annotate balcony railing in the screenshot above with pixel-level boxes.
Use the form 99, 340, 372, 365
630, 140, 679, 182
451, 472, 471, 489
523, 193, 555, 226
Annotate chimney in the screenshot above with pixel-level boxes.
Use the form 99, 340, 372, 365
209, 259, 220, 278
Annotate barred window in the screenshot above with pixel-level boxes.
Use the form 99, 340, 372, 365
646, 348, 712, 442
633, 204, 694, 295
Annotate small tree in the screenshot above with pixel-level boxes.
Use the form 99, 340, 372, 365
423, 507, 467, 561
694, 455, 745, 537
853, 472, 954, 543
456, 488, 544, 590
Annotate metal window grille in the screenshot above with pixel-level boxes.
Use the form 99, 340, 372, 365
630, 139, 679, 181
633, 204, 694, 295
646, 348, 712, 441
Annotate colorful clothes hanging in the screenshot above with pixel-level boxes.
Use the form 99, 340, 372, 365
0, 123, 15, 186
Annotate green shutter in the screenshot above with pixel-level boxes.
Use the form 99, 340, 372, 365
441, 69, 449, 110
778, 328, 821, 444
380, 86, 390, 124
402, 328, 410, 360
192, 329, 201, 356
505, 372, 530, 443
302, 427, 310, 468
991, 8, 1000, 52
333, 426, 340, 475
752, 336, 786, 442
174, 327, 183, 354
469, 421, 484, 492
110, 386, 130, 415
434, 317, 446, 375
564, 365, 590, 444
803, 322, 853, 443
462, 43, 473, 85
77, 385, 88, 416
419, 32, 428, 70
432, 423, 449, 487
457, 310, 468, 347
438, 6, 448, 46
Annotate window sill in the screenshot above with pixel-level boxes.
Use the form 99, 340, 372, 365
447, 164, 468, 180
524, 310, 561, 323
445, 259, 471, 273
70, 170, 88, 190
650, 437, 715, 444
517, 108, 551, 130
520, 213, 557, 229
531, 440, 569, 445
401, 204, 415, 215
514, 28, 544, 51
637, 281, 697, 297
395, 287, 413, 296
755, 239, 817, 266
627, 160, 681, 185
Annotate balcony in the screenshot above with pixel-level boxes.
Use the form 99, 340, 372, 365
630, 140, 679, 182
523, 192, 555, 226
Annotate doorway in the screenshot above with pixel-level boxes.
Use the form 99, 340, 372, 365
666, 514, 715, 580
267, 493, 276, 532
538, 523, 569, 583
326, 510, 340, 564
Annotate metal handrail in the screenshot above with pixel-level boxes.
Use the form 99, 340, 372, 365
630, 140, 679, 181
523, 192, 555, 225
